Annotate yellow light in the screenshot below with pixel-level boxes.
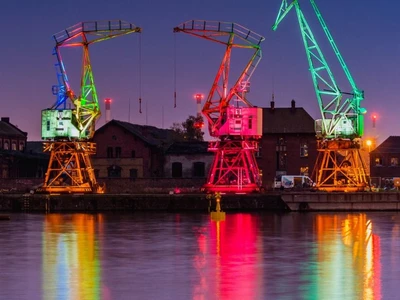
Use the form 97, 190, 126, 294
366, 140, 372, 146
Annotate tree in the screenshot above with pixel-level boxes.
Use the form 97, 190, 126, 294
171, 115, 204, 141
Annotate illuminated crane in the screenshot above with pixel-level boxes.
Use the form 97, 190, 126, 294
174, 20, 264, 193
41, 20, 141, 193
272, 1, 368, 192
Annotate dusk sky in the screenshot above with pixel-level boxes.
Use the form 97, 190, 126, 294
1, 0, 399, 143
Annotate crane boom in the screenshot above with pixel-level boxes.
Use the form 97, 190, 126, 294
174, 20, 264, 137
272, 0, 366, 139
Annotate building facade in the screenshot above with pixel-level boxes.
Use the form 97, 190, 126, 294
164, 141, 213, 179
257, 100, 318, 189
92, 120, 178, 179
0, 117, 48, 180
370, 136, 400, 188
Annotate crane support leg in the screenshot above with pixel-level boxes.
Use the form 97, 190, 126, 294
203, 140, 262, 193
38, 141, 105, 194
313, 140, 369, 192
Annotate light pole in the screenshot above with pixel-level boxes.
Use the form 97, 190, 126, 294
194, 94, 203, 117
366, 139, 372, 153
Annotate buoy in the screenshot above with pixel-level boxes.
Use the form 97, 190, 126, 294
210, 192, 226, 222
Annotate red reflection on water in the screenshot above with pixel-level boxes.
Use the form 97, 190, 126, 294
206, 214, 261, 300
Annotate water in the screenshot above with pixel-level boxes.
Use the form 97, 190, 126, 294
0, 212, 399, 300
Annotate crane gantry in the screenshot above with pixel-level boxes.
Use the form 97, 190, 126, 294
40, 20, 141, 194
174, 20, 265, 193
272, 0, 369, 192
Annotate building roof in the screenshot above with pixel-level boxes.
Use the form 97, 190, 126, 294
371, 136, 400, 154
95, 119, 178, 148
0, 117, 27, 138
26, 141, 46, 154
263, 101, 315, 134
166, 141, 211, 155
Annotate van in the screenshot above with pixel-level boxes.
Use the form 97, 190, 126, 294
279, 175, 314, 189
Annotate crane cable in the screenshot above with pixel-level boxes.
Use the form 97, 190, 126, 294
139, 32, 142, 114
174, 33, 177, 108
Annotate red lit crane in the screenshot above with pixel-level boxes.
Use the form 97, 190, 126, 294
174, 20, 265, 193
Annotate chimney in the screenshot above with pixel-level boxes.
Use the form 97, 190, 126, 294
1, 117, 10, 123
270, 93, 275, 110
291, 99, 296, 109
105, 98, 111, 123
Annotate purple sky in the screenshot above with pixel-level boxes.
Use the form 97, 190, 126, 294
0, 0, 398, 143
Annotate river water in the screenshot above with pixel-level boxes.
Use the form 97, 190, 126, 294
0, 212, 399, 300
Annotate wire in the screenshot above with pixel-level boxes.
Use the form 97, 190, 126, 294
139, 31, 142, 114
174, 33, 177, 108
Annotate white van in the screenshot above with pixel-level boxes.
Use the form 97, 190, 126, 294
279, 175, 314, 189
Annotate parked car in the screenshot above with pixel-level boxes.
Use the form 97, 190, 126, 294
276, 175, 314, 190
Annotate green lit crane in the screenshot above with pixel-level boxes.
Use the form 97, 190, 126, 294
272, 0, 369, 191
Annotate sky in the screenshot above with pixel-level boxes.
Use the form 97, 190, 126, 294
1, 0, 399, 143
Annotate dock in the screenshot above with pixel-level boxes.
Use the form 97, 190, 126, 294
0, 192, 400, 212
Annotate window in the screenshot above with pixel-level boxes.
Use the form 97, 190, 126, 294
4, 141, 9, 150
248, 117, 253, 129
115, 147, 122, 158
300, 167, 309, 176
19, 142, 24, 151
172, 162, 183, 178
375, 157, 382, 166
107, 147, 113, 158
107, 165, 121, 178
256, 145, 262, 158
11, 142, 16, 151
0, 140, 2, 149
193, 162, 205, 177
300, 142, 308, 157
130, 168, 138, 178
390, 158, 399, 166
131, 150, 136, 158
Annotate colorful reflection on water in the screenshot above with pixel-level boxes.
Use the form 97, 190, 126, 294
192, 213, 381, 299
41, 214, 104, 300
0, 212, 396, 299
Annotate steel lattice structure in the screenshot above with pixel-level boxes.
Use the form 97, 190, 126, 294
272, 0, 369, 191
174, 20, 265, 193
40, 20, 141, 194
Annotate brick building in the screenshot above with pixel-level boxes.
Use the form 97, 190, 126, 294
257, 100, 318, 189
0, 117, 48, 179
370, 136, 400, 187
92, 120, 178, 179
164, 141, 213, 179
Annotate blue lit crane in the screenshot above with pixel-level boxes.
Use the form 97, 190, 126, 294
40, 21, 141, 194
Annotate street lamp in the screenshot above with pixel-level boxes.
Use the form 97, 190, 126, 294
366, 139, 372, 152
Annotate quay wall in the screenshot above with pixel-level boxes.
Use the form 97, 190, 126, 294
0, 193, 287, 213
1, 192, 400, 212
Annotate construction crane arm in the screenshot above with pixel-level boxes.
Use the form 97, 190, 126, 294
272, 0, 366, 139
48, 20, 141, 139
174, 20, 264, 137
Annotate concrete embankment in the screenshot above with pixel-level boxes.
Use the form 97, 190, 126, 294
0, 193, 287, 213
1, 192, 399, 212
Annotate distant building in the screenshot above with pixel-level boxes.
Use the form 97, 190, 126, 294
0, 117, 48, 179
92, 119, 178, 178
257, 100, 318, 189
164, 141, 213, 178
370, 136, 400, 187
